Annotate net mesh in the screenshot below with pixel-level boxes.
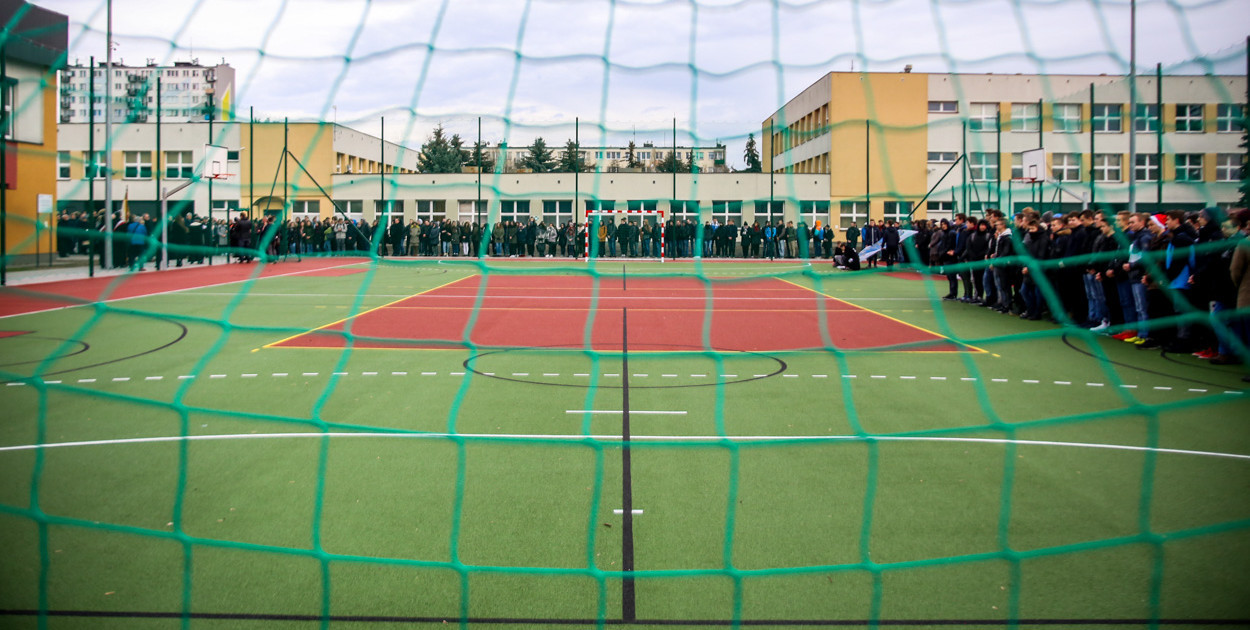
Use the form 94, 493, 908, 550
2, 0, 1249, 628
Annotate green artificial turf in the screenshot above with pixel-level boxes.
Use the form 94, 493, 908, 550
1, 259, 1248, 629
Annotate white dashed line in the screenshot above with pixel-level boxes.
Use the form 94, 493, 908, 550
44, 380, 61, 384
273, 373, 288, 377
991, 378, 1007, 383
511, 373, 529, 377
1054, 381, 1071, 385
1023, 379, 1039, 384
783, 374, 798, 378
145, 376, 163, 381
754, 374, 767, 378
931, 376, 947, 381
450, 372, 465, 376
900, 376, 916, 380
361, 371, 377, 376
543, 373, 560, 377
691, 374, 707, 378
720, 374, 737, 378
843, 375, 856, 379
612, 509, 644, 515
209, 374, 226, 379
391, 371, 407, 376
6, 382, 24, 387
604, 374, 620, 378
422, 372, 437, 376
302, 372, 318, 377
813, 374, 828, 378
241, 374, 257, 378
78, 378, 95, 383
179, 375, 195, 380
574, 373, 590, 377
961, 377, 977, 382
662, 374, 677, 378
634, 374, 649, 378
1189, 388, 1207, 393
332, 372, 348, 376
1120, 384, 1137, 389
112, 377, 130, 382
1087, 382, 1104, 387
871, 375, 886, 379
1154, 386, 1172, 391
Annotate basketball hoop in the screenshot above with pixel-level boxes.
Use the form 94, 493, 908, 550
203, 144, 233, 180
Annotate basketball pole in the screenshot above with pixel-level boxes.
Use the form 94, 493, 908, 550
1127, 0, 1137, 215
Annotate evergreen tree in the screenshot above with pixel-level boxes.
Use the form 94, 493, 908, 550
417, 125, 464, 174
557, 139, 587, 173
685, 150, 697, 173
518, 137, 555, 173
743, 133, 762, 173
450, 134, 470, 167
469, 140, 496, 173
658, 150, 690, 174
626, 141, 641, 169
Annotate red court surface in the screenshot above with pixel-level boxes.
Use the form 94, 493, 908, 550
296, 268, 369, 277
271, 275, 969, 353
0, 258, 370, 319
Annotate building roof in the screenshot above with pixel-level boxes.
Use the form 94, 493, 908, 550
0, 1, 69, 67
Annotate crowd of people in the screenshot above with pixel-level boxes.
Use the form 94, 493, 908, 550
912, 207, 1250, 368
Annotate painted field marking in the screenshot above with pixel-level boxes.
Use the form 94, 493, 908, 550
1087, 382, 1104, 387
843, 375, 856, 379
613, 509, 644, 515
273, 373, 289, 377
392, 371, 407, 376
783, 374, 798, 378
6, 382, 24, 387
1023, 379, 1039, 384
1055, 380, 1071, 385
145, 376, 163, 381
543, 373, 560, 377
78, 379, 95, 383
209, 374, 226, 379
566, 410, 687, 415
450, 372, 465, 376
241, 374, 257, 378
634, 374, 649, 378
691, 374, 707, 378
931, 376, 947, 381
813, 374, 828, 378
720, 374, 737, 378
511, 373, 529, 377
44, 380, 61, 384
7, 433, 1250, 463
871, 375, 886, 379
362, 372, 377, 376
112, 377, 130, 382
1154, 386, 1172, 391
604, 374, 620, 378
961, 377, 977, 382
992, 378, 1008, 383
178, 375, 194, 380
332, 372, 348, 376
1120, 384, 1137, 389
302, 372, 319, 377
1190, 388, 1207, 393
661, 374, 678, 378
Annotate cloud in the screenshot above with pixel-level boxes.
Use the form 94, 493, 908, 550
40, 0, 1250, 169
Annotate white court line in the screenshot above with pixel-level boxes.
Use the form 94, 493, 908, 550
0, 261, 365, 320
566, 410, 688, 415
392, 371, 407, 376
613, 509, 644, 515
3, 432, 1248, 462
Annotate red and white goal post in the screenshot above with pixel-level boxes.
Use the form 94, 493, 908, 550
583, 208, 666, 262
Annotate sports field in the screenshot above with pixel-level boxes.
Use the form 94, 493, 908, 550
1, 258, 1248, 629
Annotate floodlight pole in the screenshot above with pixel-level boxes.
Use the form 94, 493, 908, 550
206, 67, 216, 265
0, 43, 6, 286
104, 1, 114, 269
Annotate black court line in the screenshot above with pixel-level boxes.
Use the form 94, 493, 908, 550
620, 306, 637, 622
1, 611, 1246, 626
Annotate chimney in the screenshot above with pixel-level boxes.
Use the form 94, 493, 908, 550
904, 64, 913, 73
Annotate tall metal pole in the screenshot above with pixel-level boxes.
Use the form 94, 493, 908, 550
1127, 0, 1137, 214
379, 116, 385, 222
961, 120, 967, 214
207, 76, 214, 266
477, 116, 482, 236
104, 0, 113, 268
1156, 63, 1162, 209
88, 56, 95, 277
865, 119, 870, 222
0, 44, 7, 285
1089, 83, 1096, 211
157, 77, 164, 267
995, 111, 1002, 211
249, 106, 254, 219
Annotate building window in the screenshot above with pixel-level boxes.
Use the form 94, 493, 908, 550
927, 151, 957, 163
1175, 104, 1204, 133
928, 101, 957, 113
1175, 154, 1203, 182
670, 200, 699, 221
1011, 103, 1039, 132
1217, 104, 1244, 133
969, 103, 999, 132
83, 151, 106, 179
337, 200, 364, 219
500, 200, 531, 222
1052, 153, 1081, 182
291, 200, 320, 216
711, 200, 743, 226
883, 201, 911, 223
57, 151, 71, 179
1134, 154, 1159, 182
799, 200, 830, 226
165, 151, 193, 179
838, 201, 867, 229
968, 152, 998, 181
1134, 104, 1159, 132
412, 200, 443, 223
542, 200, 574, 227
123, 151, 152, 179
1092, 154, 1121, 182
927, 201, 955, 221
1215, 154, 1242, 182
374, 200, 401, 218
1054, 103, 1081, 133
1092, 104, 1122, 133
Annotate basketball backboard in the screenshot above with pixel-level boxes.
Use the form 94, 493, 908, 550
1019, 148, 1046, 183
204, 144, 232, 180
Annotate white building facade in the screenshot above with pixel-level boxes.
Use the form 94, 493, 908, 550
59, 61, 236, 124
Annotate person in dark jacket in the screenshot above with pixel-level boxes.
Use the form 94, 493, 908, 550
962, 219, 991, 303
1019, 218, 1050, 320
881, 221, 900, 268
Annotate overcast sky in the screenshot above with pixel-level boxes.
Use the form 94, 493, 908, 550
40, 0, 1249, 169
